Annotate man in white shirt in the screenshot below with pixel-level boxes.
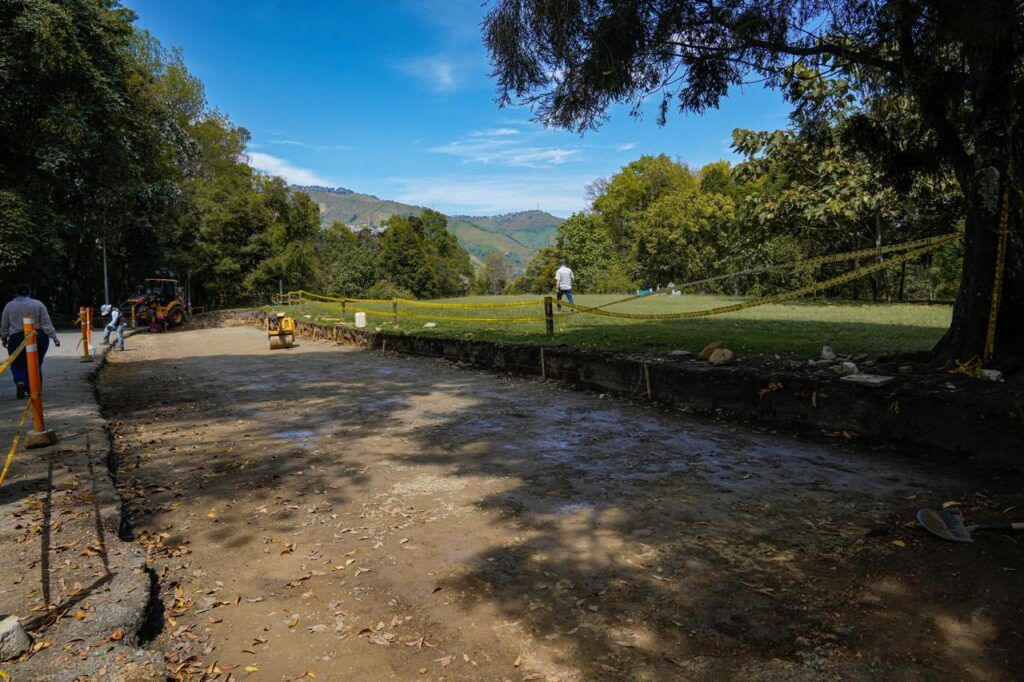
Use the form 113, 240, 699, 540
101, 304, 126, 351
553, 259, 574, 310
0, 283, 61, 398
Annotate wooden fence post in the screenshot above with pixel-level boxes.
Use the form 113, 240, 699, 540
392, 298, 398, 328
544, 296, 554, 336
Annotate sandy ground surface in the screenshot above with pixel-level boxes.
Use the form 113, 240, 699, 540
97, 326, 1023, 681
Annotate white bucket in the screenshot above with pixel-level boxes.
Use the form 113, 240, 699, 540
354, 312, 367, 328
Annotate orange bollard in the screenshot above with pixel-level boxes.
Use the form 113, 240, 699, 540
23, 317, 57, 448
80, 306, 92, 363
86, 307, 93, 347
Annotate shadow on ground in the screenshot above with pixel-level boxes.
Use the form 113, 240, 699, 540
97, 327, 1022, 680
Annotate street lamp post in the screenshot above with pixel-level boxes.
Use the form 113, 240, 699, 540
97, 236, 110, 305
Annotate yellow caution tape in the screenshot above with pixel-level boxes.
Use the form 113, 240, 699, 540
585, 231, 961, 312
340, 305, 546, 323
563, 236, 957, 320
0, 332, 33, 378
0, 401, 32, 489
286, 290, 544, 310
984, 193, 1009, 361
282, 231, 960, 325
951, 356, 984, 378
395, 298, 542, 309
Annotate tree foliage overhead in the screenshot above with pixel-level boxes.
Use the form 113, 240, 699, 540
0, 0, 329, 311
486, 0, 1024, 363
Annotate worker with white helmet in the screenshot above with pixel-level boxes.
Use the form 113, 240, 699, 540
101, 303, 126, 351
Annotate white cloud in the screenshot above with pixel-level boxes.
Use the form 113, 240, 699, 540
247, 152, 332, 186
397, 56, 459, 92
428, 137, 580, 169
468, 128, 520, 137
390, 174, 591, 216
615, 142, 638, 152
265, 139, 352, 152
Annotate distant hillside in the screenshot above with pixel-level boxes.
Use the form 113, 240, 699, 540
294, 185, 562, 269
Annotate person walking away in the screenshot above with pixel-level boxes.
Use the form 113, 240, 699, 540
554, 259, 574, 311
0, 284, 61, 399
101, 304, 126, 351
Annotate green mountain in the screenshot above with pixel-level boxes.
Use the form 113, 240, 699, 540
294, 185, 562, 269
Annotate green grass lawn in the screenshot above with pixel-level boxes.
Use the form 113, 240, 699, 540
271, 293, 951, 357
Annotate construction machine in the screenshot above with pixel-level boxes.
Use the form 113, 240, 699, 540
127, 278, 189, 329
267, 312, 295, 349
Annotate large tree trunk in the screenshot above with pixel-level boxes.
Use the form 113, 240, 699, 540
934, 154, 1024, 366
926, 2, 1024, 367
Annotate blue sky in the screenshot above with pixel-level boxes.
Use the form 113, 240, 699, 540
125, 0, 792, 217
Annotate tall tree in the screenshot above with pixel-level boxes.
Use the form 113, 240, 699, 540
485, 0, 1024, 364
476, 252, 517, 294
556, 213, 619, 292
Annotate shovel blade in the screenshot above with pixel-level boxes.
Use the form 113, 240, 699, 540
917, 508, 973, 543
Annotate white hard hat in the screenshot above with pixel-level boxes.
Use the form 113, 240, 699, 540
101, 304, 112, 315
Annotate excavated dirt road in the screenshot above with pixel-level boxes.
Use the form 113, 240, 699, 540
98, 326, 1022, 681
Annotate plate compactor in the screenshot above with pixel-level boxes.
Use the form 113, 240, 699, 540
267, 312, 295, 349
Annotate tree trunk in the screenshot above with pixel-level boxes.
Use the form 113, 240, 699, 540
934, 162, 1024, 366
925, 2, 1024, 366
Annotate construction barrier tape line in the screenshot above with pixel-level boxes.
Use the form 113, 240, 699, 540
581, 231, 961, 312
0, 332, 33, 378
0, 401, 32, 489
985, 192, 1009, 361
339, 305, 548, 323
393, 298, 541, 309
285, 290, 543, 309
279, 231, 959, 323
561, 236, 957, 321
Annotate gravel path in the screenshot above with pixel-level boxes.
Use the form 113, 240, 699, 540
98, 326, 1023, 681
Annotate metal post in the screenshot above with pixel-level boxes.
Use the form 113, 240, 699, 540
79, 307, 92, 363
101, 235, 110, 306
391, 298, 398, 328
24, 318, 57, 448
544, 296, 554, 336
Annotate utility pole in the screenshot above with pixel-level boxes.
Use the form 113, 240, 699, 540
98, 235, 110, 305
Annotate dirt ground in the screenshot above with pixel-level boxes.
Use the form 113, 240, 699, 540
97, 326, 1023, 681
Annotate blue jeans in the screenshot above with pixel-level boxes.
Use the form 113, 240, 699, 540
103, 323, 125, 350
556, 289, 574, 309
6, 331, 48, 388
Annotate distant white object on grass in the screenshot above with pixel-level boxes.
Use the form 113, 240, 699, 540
821, 345, 836, 361
423, 322, 437, 328
671, 290, 682, 296
354, 312, 367, 328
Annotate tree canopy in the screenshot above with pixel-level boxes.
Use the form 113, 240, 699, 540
486, 0, 1024, 363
